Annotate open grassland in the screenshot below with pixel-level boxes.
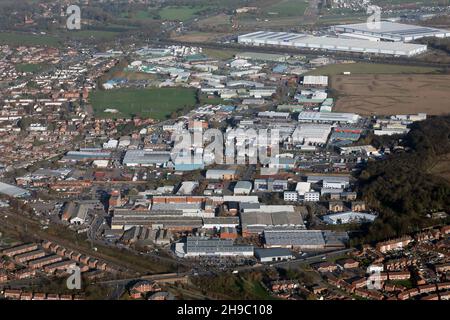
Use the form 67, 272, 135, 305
159, 5, 210, 21
203, 48, 238, 60
263, 0, 309, 17
0, 32, 60, 46
15, 63, 49, 73
90, 87, 198, 119
332, 74, 450, 116
171, 31, 225, 43
307, 62, 441, 76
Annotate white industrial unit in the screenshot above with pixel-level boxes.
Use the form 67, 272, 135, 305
331, 21, 450, 42
238, 31, 427, 57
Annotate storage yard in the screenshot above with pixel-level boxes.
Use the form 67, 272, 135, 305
332, 74, 450, 115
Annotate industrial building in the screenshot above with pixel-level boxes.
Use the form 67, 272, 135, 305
254, 248, 294, 263
62, 149, 112, 162
331, 21, 450, 42
205, 169, 237, 180
304, 191, 320, 202
0, 181, 31, 198
233, 181, 253, 195
240, 207, 305, 235
292, 123, 332, 145
237, 31, 427, 57
283, 191, 299, 202
302, 75, 328, 87
298, 111, 360, 124
174, 237, 254, 258
322, 211, 377, 225
263, 228, 348, 250
122, 150, 171, 167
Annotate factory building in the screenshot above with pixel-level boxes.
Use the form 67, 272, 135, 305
292, 123, 332, 145
205, 169, 237, 180
174, 237, 254, 258
237, 31, 427, 57
0, 181, 30, 198
254, 248, 294, 263
302, 75, 328, 87
297, 111, 360, 124
263, 228, 348, 250
122, 150, 171, 167
331, 21, 450, 42
322, 211, 377, 225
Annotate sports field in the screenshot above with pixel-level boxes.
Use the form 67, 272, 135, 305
90, 87, 198, 119
332, 74, 450, 116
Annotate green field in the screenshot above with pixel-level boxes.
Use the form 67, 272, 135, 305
15, 63, 49, 73
264, 0, 309, 17
90, 87, 198, 119
0, 32, 60, 46
306, 63, 441, 76
158, 6, 208, 21
203, 48, 238, 60
62, 30, 121, 41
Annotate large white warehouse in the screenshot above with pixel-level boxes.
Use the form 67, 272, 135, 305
237, 31, 427, 57
292, 123, 332, 145
331, 21, 450, 42
298, 111, 360, 124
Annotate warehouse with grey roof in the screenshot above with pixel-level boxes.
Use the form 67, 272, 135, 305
238, 31, 427, 56
331, 21, 450, 42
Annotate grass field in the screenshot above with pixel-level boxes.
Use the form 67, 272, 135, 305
62, 30, 121, 41
306, 63, 441, 76
332, 74, 450, 116
264, 0, 309, 17
0, 32, 60, 46
15, 63, 49, 73
203, 48, 238, 60
158, 6, 208, 21
90, 87, 198, 119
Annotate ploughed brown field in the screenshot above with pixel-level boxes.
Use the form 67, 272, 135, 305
332, 74, 450, 116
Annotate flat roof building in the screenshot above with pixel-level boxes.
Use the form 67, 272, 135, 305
0, 182, 30, 198
263, 228, 348, 250
238, 31, 427, 57
176, 237, 254, 258
254, 248, 294, 263
302, 75, 328, 87
298, 111, 360, 124
123, 150, 171, 167
322, 211, 377, 225
292, 123, 332, 145
331, 21, 450, 42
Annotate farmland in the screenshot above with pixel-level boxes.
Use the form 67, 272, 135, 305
90, 87, 198, 119
306, 63, 441, 76
332, 74, 450, 116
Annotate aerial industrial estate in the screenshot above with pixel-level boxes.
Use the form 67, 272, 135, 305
0, 0, 449, 307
